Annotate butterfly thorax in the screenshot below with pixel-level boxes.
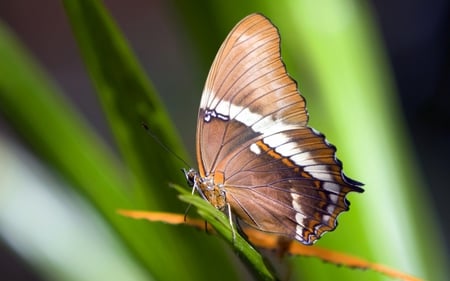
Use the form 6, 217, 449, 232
184, 168, 226, 210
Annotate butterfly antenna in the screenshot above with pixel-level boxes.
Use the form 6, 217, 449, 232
141, 122, 191, 167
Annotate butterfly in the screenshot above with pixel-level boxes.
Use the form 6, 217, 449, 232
184, 13, 363, 245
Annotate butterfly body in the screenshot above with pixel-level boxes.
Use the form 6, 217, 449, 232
187, 13, 363, 245
185, 168, 226, 210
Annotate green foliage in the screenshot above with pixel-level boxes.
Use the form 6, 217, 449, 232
175, 185, 275, 280
0, 0, 447, 281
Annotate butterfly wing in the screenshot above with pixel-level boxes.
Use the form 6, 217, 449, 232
196, 13, 363, 245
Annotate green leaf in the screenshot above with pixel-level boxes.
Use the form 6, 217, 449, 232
61, 1, 241, 280
0, 19, 158, 280
0, 2, 240, 281
62, 0, 186, 209
174, 185, 275, 281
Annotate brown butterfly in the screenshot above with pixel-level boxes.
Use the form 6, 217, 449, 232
184, 13, 363, 245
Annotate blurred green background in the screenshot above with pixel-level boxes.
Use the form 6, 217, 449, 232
0, 1, 449, 280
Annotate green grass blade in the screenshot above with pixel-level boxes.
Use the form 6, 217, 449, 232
0, 21, 158, 279
62, 0, 186, 209
274, 2, 447, 281
174, 185, 275, 281
61, 1, 241, 280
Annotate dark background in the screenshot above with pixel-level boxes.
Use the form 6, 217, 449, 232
0, 1, 449, 280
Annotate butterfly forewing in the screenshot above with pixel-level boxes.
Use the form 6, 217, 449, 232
195, 13, 363, 245
197, 14, 308, 174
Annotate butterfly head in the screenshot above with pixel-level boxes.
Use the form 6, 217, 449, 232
182, 168, 197, 188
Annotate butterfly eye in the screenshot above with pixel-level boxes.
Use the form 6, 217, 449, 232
182, 168, 197, 187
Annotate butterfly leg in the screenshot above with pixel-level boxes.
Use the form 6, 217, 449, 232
225, 202, 236, 242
